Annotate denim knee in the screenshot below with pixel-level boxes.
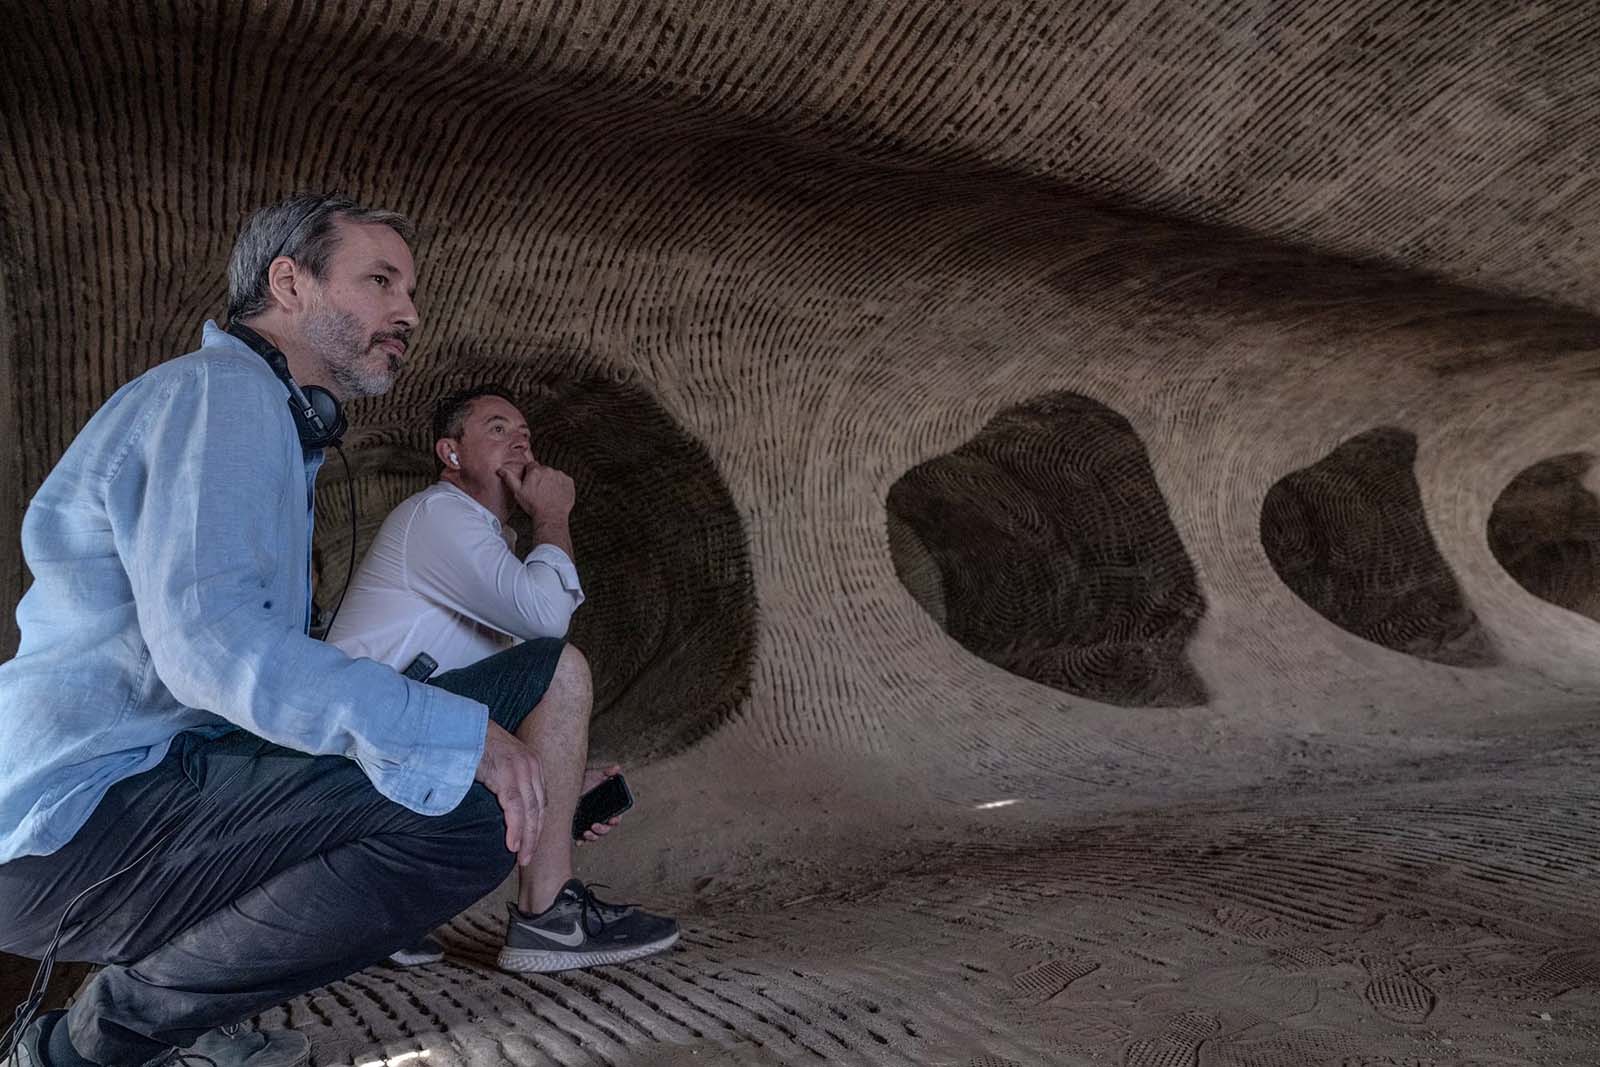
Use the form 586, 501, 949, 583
445, 783, 518, 893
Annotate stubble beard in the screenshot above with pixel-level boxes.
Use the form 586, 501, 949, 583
303, 305, 395, 399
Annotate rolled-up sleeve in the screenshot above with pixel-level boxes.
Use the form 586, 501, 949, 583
105, 358, 487, 815
403, 491, 585, 640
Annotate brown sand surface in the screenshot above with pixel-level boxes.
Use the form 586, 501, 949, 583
265, 718, 1600, 1066
6, 2, 1600, 1064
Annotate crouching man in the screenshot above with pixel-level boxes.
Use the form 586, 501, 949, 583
0, 196, 543, 1067
326, 385, 678, 973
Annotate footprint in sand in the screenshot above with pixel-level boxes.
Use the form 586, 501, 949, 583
1270, 945, 1335, 970
1123, 1011, 1220, 1067
1012, 956, 1101, 1002
1360, 956, 1437, 1024
1200, 1026, 1361, 1067
1528, 949, 1600, 992
1213, 905, 1296, 943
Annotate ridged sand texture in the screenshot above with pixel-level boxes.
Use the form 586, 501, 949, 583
7, 0, 1600, 750
8, 2, 1600, 1064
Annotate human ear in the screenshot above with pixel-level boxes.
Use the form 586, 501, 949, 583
266, 257, 304, 313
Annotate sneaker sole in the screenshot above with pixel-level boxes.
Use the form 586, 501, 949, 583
388, 953, 444, 967
497, 929, 681, 973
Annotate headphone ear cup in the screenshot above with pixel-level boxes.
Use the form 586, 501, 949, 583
302, 386, 346, 448
227, 322, 345, 449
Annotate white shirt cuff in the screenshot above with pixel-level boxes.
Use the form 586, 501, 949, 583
525, 543, 584, 599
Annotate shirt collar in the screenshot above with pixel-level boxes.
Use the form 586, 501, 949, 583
436, 480, 517, 546
206, 320, 326, 468
202, 319, 255, 356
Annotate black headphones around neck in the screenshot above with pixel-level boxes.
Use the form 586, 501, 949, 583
226, 318, 360, 639
226, 321, 347, 450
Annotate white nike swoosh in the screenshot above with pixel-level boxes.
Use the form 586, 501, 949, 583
528, 922, 586, 947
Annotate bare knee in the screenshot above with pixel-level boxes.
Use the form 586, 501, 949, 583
553, 643, 592, 705
516, 643, 592, 739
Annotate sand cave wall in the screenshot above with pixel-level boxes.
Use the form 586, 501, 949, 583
4, 1, 1600, 775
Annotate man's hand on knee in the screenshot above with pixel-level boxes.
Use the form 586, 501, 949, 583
475, 721, 546, 864
577, 763, 625, 844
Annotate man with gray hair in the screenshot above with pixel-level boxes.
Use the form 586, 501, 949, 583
0, 194, 548, 1067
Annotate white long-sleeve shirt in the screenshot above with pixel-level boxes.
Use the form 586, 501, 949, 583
327, 481, 584, 673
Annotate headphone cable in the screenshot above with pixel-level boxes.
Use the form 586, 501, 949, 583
6, 448, 355, 1062
319, 444, 358, 639
0, 746, 257, 1064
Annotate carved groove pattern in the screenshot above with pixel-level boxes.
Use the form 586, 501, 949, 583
1488, 454, 1600, 625
888, 392, 1207, 707
1260, 427, 1493, 667
10, 7, 1600, 1062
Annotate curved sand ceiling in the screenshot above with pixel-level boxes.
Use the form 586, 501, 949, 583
7, 4, 1600, 1064
5, 1, 1600, 759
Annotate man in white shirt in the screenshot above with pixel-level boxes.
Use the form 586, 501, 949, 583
328, 386, 678, 973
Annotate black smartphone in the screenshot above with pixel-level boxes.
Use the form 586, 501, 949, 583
572, 773, 634, 840
401, 652, 438, 682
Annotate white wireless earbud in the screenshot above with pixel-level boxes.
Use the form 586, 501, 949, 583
449, 452, 459, 466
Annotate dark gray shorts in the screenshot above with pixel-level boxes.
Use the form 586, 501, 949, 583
427, 637, 567, 734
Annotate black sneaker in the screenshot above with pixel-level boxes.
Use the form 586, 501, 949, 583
5, 1008, 56, 1067
5, 1011, 307, 1067
498, 880, 680, 973
160, 1024, 309, 1066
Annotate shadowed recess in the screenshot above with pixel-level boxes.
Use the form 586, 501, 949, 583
886, 392, 1207, 708
1260, 427, 1494, 667
315, 374, 756, 763
1488, 453, 1600, 625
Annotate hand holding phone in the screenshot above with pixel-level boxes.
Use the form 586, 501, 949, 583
572, 772, 633, 841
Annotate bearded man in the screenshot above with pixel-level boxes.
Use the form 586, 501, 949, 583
0, 195, 549, 1067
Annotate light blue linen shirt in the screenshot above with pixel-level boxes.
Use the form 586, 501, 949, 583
0, 322, 489, 864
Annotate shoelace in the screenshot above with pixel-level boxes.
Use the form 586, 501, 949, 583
572, 882, 635, 936
141, 1023, 241, 1066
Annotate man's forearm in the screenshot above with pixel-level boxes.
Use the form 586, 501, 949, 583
533, 517, 574, 559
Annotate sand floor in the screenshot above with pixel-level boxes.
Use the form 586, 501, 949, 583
253, 713, 1600, 1067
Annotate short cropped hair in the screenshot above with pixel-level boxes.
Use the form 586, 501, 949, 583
226, 193, 416, 323
432, 385, 522, 454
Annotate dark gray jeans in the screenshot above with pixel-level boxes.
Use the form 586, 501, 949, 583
0, 638, 565, 1065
